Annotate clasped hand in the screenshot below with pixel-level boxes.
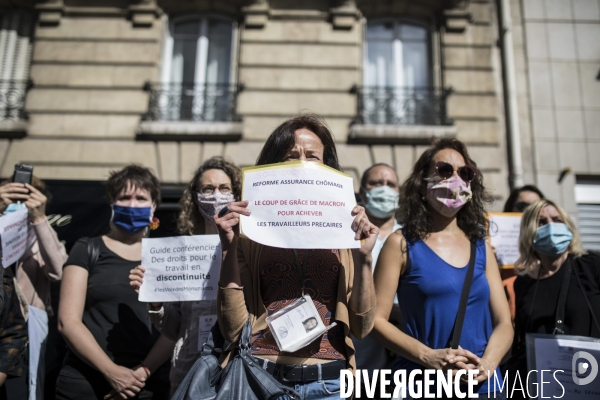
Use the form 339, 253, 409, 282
424, 347, 493, 384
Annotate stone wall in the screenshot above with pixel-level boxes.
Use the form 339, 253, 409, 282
518, 0, 600, 218
0, 0, 512, 208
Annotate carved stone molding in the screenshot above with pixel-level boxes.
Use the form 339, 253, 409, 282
330, 0, 360, 30
35, 0, 64, 26
128, 0, 162, 27
241, 0, 269, 29
443, 8, 472, 33
34, 0, 161, 27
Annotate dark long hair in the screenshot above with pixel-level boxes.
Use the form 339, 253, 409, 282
177, 157, 241, 235
255, 115, 342, 171
398, 138, 492, 243
503, 184, 545, 212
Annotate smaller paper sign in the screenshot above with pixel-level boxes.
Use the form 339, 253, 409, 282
240, 161, 360, 249
487, 212, 522, 268
0, 209, 28, 268
138, 235, 221, 302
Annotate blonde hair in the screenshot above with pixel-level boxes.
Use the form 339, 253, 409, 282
515, 199, 585, 275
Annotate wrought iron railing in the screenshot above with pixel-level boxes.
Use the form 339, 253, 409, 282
0, 80, 32, 121
351, 85, 453, 126
142, 82, 243, 122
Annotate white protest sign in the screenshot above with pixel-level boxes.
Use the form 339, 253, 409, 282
138, 235, 221, 302
240, 161, 360, 249
487, 212, 522, 268
0, 209, 28, 268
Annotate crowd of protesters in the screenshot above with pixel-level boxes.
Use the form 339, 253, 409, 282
0, 114, 597, 400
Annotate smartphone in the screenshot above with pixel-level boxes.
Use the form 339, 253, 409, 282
13, 164, 33, 185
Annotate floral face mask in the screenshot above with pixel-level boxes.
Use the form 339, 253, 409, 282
425, 175, 472, 218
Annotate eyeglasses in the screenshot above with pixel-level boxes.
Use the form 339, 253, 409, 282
425, 161, 477, 183
199, 185, 232, 195
514, 202, 531, 212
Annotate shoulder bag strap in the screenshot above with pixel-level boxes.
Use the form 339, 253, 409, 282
86, 236, 101, 270
553, 257, 573, 334
571, 261, 600, 334
450, 240, 477, 349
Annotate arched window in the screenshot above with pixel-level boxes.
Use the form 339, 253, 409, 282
158, 15, 236, 121
362, 19, 441, 125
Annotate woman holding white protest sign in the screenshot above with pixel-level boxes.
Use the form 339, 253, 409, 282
371, 138, 513, 399
129, 156, 242, 395
0, 176, 67, 400
214, 115, 378, 399
508, 199, 600, 399
56, 165, 170, 400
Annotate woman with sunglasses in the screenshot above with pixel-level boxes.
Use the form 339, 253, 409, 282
503, 185, 545, 213
500, 185, 545, 323
371, 138, 513, 399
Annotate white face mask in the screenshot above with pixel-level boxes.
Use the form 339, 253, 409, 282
364, 186, 399, 219
196, 191, 235, 220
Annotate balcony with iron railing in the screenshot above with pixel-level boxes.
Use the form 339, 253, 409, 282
138, 82, 244, 141
0, 80, 33, 138
349, 85, 456, 144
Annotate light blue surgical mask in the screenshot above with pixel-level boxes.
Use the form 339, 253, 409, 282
533, 222, 573, 256
364, 186, 399, 219
4, 202, 26, 215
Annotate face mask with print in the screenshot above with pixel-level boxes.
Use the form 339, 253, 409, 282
111, 204, 153, 235
196, 191, 235, 221
364, 185, 399, 219
533, 222, 573, 256
425, 175, 472, 218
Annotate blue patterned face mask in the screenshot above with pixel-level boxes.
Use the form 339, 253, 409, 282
364, 186, 399, 219
533, 222, 573, 256
111, 204, 153, 235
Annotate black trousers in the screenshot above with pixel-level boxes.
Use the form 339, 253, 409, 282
55, 364, 170, 400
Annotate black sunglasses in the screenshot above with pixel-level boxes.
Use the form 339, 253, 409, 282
429, 161, 477, 183
514, 202, 531, 212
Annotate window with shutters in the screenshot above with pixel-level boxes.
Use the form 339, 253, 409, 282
0, 9, 34, 121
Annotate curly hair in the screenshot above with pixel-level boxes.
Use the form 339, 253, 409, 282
177, 157, 241, 235
255, 114, 342, 171
398, 137, 493, 243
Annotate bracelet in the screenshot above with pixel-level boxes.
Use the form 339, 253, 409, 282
140, 362, 151, 378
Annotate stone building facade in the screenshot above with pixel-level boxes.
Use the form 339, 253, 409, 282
0, 0, 511, 201
3, 0, 598, 235
508, 0, 600, 250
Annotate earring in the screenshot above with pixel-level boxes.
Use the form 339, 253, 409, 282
149, 217, 160, 230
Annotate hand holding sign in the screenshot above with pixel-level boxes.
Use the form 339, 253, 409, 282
213, 200, 250, 251
239, 161, 362, 249
138, 235, 222, 302
0, 208, 28, 268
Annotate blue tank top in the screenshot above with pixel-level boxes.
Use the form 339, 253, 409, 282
394, 238, 501, 393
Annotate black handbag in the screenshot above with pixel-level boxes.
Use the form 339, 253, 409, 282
172, 315, 301, 400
